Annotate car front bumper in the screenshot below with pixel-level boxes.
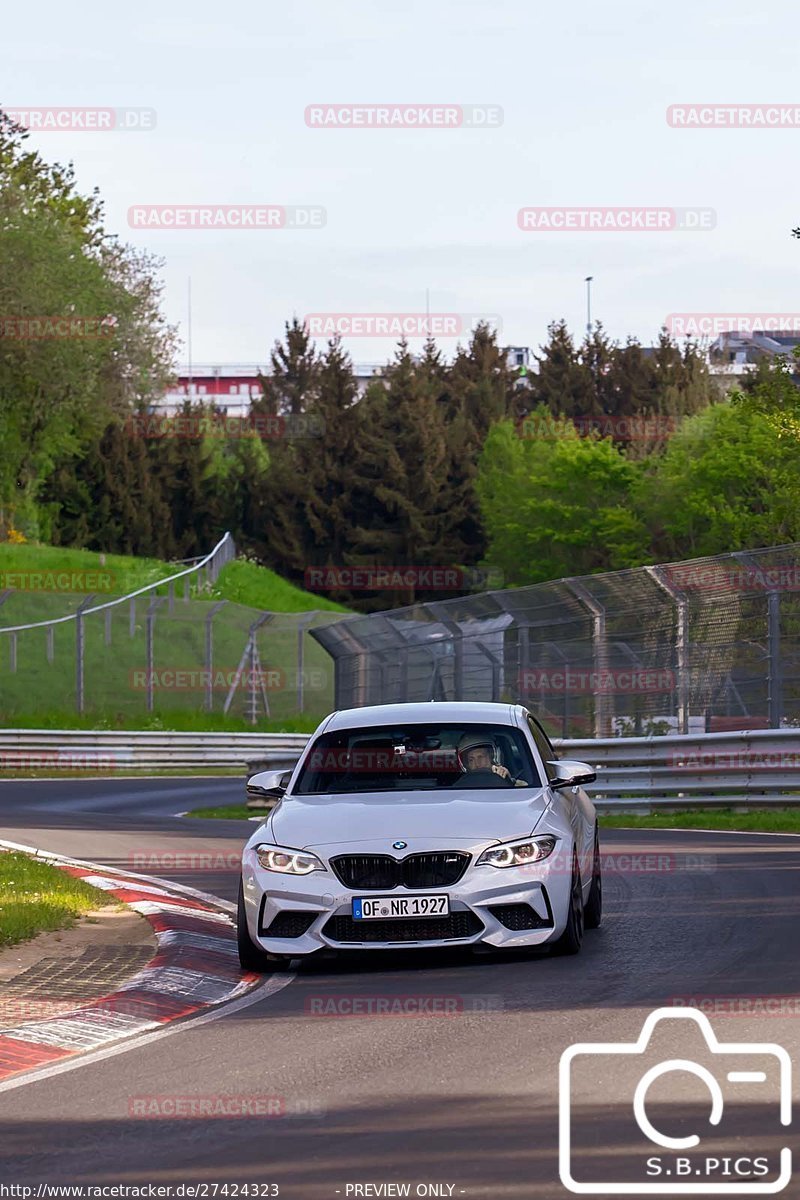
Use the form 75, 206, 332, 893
241, 847, 573, 956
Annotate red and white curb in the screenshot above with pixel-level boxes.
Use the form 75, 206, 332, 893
0, 840, 260, 1082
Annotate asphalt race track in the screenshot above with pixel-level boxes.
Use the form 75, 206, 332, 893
0, 778, 798, 1199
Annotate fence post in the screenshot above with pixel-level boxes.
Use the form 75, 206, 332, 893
734, 551, 783, 729
564, 580, 611, 739
767, 591, 783, 728
474, 640, 502, 701
104, 608, 112, 647
645, 567, 688, 735
145, 594, 162, 714
296, 613, 318, 714
129, 597, 136, 637
204, 601, 228, 712
75, 594, 97, 715
46, 625, 54, 664
425, 605, 463, 700
0, 592, 14, 672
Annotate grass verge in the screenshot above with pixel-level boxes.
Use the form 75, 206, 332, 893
600, 809, 800, 833
0, 710, 321, 733
210, 559, 348, 613
0, 850, 116, 949
187, 804, 258, 820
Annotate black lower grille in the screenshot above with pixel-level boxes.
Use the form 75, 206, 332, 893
330, 852, 470, 890
261, 910, 317, 938
323, 910, 483, 943
487, 902, 553, 931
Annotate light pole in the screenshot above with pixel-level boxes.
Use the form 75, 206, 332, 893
584, 276, 593, 337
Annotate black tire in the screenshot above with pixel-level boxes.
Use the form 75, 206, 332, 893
584, 825, 602, 930
237, 881, 292, 973
550, 847, 584, 956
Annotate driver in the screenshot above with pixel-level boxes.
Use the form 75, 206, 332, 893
457, 733, 512, 781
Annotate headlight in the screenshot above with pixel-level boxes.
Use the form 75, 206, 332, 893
254, 843, 324, 875
477, 835, 557, 868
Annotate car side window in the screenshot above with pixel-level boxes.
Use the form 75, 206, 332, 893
527, 715, 556, 778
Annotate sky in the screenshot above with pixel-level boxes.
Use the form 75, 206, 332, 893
3, 0, 799, 368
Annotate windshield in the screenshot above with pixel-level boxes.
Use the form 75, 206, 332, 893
293, 722, 540, 794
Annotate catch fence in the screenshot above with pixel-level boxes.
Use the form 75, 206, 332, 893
311, 545, 800, 738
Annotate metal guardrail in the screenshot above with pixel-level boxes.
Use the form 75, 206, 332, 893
0, 726, 798, 810
0, 730, 309, 772
562, 727, 800, 811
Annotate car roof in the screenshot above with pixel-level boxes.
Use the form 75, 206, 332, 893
323, 701, 521, 732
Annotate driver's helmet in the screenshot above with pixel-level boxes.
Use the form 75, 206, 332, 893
457, 733, 500, 774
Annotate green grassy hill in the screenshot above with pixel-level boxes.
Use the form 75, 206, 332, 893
0, 542, 348, 614
0, 541, 349, 732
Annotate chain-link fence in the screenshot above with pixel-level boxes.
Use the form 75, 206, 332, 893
311, 544, 800, 738
0, 534, 344, 724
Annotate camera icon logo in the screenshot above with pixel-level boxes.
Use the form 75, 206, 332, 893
559, 1007, 792, 1194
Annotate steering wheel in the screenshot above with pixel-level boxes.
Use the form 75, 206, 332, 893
456, 767, 514, 789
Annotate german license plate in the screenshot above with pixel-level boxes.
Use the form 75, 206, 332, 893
352, 894, 450, 920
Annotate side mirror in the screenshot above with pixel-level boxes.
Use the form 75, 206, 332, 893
246, 769, 293, 802
546, 759, 596, 789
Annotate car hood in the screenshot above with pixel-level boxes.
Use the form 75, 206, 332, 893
259, 787, 552, 850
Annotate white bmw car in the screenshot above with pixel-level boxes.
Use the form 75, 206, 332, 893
237, 701, 601, 969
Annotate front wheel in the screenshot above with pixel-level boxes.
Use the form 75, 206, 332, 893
550, 848, 584, 956
237, 881, 292, 973
584, 825, 602, 930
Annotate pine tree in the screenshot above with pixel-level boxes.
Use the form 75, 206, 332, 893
436, 324, 517, 567
150, 403, 222, 557
527, 320, 594, 419
343, 340, 456, 607
257, 336, 359, 578
253, 316, 320, 418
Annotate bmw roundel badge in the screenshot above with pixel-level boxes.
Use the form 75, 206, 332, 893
392, 840, 407, 850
